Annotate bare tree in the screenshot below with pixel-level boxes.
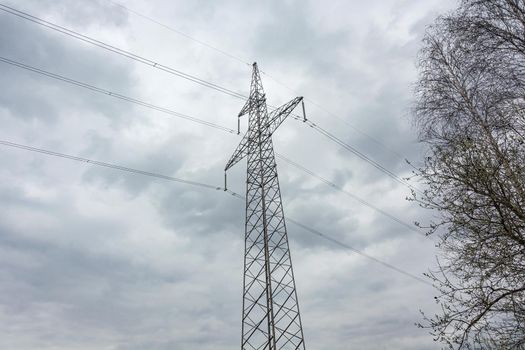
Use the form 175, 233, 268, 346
413, 0, 525, 348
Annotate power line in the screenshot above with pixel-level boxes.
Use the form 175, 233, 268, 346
0, 140, 221, 190
276, 154, 424, 237
302, 120, 422, 194
0, 56, 424, 236
101, 0, 252, 67
286, 218, 432, 286
0, 56, 236, 134
0, 139, 432, 287
0, 3, 248, 101
301, 98, 407, 160
260, 72, 406, 159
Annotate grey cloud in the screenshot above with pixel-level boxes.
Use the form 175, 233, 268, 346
6, 0, 128, 28
254, 2, 348, 67
0, 5, 137, 126
0, 181, 240, 350
0, 0, 458, 349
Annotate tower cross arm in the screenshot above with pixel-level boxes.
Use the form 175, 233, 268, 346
225, 96, 303, 172
224, 132, 250, 171
266, 96, 303, 135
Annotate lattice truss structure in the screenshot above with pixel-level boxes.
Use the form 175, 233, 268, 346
225, 63, 306, 350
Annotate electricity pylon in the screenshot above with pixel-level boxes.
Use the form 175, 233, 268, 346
225, 63, 306, 350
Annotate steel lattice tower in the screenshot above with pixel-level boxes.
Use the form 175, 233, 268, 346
225, 63, 306, 350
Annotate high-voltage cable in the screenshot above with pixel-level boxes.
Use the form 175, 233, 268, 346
102, 0, 252, 67
0, 56, 236, 134
303, 121, 423, 194
0, 140, 221, 190
276, 154, 424, 236
286, 219, 431, 286
0, 3, 247, 101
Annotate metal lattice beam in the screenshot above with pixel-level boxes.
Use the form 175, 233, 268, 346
225, 63, 306, 350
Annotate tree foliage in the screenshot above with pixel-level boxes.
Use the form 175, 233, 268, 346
413, 0, 525, 348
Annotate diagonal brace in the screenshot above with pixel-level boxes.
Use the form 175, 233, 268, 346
266, 97, 303, 136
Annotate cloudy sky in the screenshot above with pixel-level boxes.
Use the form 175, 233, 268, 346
0, 1, 459, 349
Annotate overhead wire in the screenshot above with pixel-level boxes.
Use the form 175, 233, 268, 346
286, 219, 431, 286
0, 55, 424, 237
303, 121, 422, 194
300, 98, 407, 160
102, 0, 252, 67
0, 140, 221, 190
0, 56, 237, 134
0, 3, 248, 101
0, 2, 420, 195
276, 154, 424, 236
0, 139, 432, 287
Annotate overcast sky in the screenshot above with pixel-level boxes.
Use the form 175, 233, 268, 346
0, 1, 459, 349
